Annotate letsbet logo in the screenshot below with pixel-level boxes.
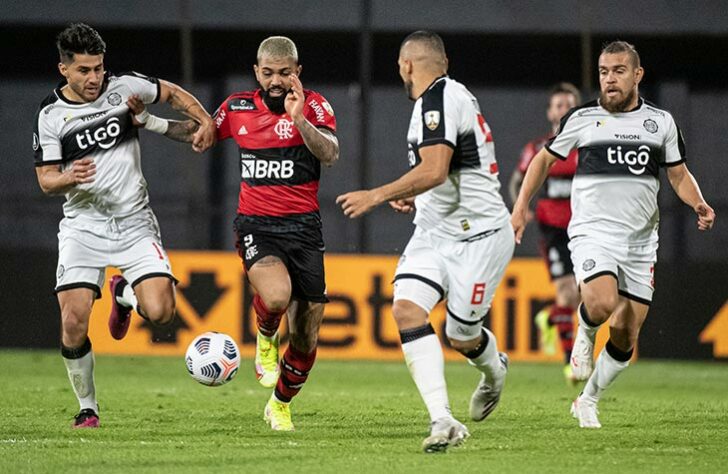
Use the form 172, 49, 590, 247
241, 159, 294, 179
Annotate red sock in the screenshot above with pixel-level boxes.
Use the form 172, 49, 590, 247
253, 294, 286, 337
274, 345, 317, 403
549, 305, 575, 364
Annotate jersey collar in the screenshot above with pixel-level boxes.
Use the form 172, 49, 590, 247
418, 74, 448, 99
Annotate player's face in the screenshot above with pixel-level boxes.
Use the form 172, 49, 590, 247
254, 55, 301, 97
398, 55, 414, 100
547, 93, 577, 127
598, 52, 643, 113
58, 53, 105, 103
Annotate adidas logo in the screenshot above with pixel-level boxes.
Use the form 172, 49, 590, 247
238, 125, 248, 135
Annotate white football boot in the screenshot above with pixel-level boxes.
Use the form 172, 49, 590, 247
422, 417, 470, 453
570, 394, 602, 429
469, 352, 509, 421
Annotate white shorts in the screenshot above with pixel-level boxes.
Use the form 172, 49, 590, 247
393, 225, 515, 341
55, 207, 175, 298
569, 236, 657, 305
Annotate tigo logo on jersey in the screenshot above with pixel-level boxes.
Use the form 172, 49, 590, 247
274, 119, 294, 139
75, 116, 122, 150
241, 159, 294, 179
424, 110, 440, 131
607, 145, 651, 175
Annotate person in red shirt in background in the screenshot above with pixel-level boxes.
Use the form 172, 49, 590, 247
509, 83, 581, 383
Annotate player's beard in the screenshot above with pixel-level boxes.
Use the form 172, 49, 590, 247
600, 88, 637, 113
262, 88, 289, 114
404, 80, 415, 101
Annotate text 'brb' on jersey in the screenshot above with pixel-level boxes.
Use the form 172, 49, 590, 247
33, 72, 160, 220
546, 98, 685, 245
407, 76, 510, 239
214, 89, 336, 229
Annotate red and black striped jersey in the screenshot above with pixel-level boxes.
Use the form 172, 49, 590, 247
213, 88, 336, 231
517, 133, 578, 229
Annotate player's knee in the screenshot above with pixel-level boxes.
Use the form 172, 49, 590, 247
585, 295, 618, 322
392, 300, 426, 329
258, 292, 290, 315
142, 298, 176, 326
60, 305, 91, 345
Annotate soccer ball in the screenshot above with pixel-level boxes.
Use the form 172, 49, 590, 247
185, 332, 240, 386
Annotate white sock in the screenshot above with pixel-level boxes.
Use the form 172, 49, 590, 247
63, 350, 98, 412
582, 347, 629, 402
402, 333, 451, 422
467, 328, 505, 383
578, 303, 600, 339
116, 281, 137, 309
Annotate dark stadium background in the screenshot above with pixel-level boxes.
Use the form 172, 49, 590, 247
1, 0, 726, 359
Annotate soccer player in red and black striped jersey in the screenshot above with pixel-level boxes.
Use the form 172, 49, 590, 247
214, 36, 339, 431
509, 83, 581, 383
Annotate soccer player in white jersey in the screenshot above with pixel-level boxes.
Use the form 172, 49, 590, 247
33, 23, 215, 428
337, 31, 514, 452
512, 41, 715, 428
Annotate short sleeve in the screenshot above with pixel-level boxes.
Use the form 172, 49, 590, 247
420, 81, 456, 148
662, 113, 686, 167
33, 106, 63, 167
546, 109, 581, 160
213, 100, 231, 141
304, 92, 336, 133
119, 72, 161, 104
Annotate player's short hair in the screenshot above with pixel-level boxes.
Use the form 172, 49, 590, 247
257, 36, 298, 63
549, 82, 582, 105
56, 23, 106, 64
601, 40, 641, 68
400, 30, 447, 58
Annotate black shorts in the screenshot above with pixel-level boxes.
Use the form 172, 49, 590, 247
234, 216, 328, 303
538, 223, 574, 280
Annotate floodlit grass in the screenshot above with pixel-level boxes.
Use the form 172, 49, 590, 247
1, 350, 727, 473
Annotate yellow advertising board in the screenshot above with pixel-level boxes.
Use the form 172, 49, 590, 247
89, 252, 616, 362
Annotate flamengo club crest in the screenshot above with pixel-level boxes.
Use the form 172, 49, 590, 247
424, 110, 440, 131
274, 119, 294, 139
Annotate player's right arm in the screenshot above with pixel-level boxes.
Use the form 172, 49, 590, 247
35, 160, 95, 195
511, 147, 558, 244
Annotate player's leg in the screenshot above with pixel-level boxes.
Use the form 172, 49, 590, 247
58, 288, 100, 428
552, 273, 579, 381
569, 237, 620, 380
392, 229, 465, 452
108, 212, 177, 338
445, 227, 513, 423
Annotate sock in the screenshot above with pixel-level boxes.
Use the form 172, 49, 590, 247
61, 337, 98, 413
549, 305, 575, 364
466, 327, 505, 383
578, 303, 600, 339
400, 324, 451, 422
114, 278, 137, 309
253, 294, 286, 337
274, 345, 317, 403
582, 340, 632, 402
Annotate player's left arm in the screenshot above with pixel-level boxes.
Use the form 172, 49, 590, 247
666, 164, 715, 231
285, 74, 339, 167
336, 144, 452, 218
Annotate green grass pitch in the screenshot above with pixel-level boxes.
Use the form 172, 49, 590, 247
1, 350, 727, 473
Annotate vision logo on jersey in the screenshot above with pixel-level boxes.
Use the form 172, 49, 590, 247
241, 159, 294, 179
75, 116, 122, 150
274, 119, 294, 139
607, 145, 652, 175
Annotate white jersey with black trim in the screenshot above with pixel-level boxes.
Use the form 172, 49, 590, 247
546, 97, 686, 246
407, 76, 510, 240
33, 72, 161, 221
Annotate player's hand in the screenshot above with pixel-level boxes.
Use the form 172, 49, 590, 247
68, 158, 96, 185
191, 118, 216, 153
336, 190, 379, 218
127, 95, 146, 127
389, 198, 415, 213
511, 203, 529, 244
694, 202, 715, 231
285, 74, 305, 122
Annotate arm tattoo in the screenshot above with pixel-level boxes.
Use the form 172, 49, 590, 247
296, 119, 339, 166
164, 119, 199, 143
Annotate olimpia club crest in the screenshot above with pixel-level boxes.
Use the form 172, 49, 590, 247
424, 110, 440, 130
643, 119, 658, 133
